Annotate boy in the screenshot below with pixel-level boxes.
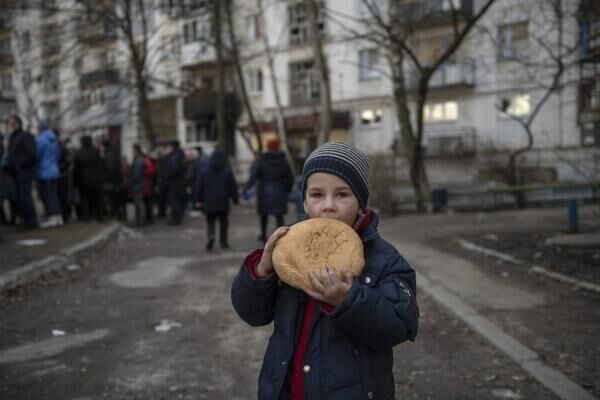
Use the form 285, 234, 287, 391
231, 142, 419, 399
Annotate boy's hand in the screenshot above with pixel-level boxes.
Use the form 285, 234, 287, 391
305, 266, 353, 306
255, 226, 290, 278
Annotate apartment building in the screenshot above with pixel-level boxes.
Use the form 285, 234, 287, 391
0, 13, 17, 134
236, 0, 598, 187
4, 0, 597, 188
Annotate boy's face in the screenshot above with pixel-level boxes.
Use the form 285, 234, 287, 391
304, 172, 362, 227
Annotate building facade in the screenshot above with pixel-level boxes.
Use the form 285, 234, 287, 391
4, 0, 598, 189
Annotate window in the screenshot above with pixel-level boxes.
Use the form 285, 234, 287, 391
360, 109, 383, 126
441, 0, 461, 11
202, 77, 214, 90
423, 101, 459, 122
246, 14, 261, 40
186, 118, 217, 142
358, 49, 380, 80
0, 37, 10, 53
581, 19, 600, 56
80, 87, 105, 110
43, 66, 60, 91
1, 71, 12, 92
290, 60, 320, 104
358, 0, 384, 18
23, 69, 32, 85
498, 21, 528, 60
581, 122, 600, 146
183, 20, 197, 43
188, 0, 208, 12
73, 57, 83, 73
98, 51, 115, 68
579, 79, 600, 112
246, 68, 263, 94
289, 1, 324, 47
21, 31, 30, 51
503, 94, 530, 116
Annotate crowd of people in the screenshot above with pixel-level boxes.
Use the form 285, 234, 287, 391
0, 115, 305, 252
0, 114, 212, 231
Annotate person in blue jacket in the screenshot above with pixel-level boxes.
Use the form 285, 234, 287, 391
231, 142, 419, 400
36, 120, 63, 227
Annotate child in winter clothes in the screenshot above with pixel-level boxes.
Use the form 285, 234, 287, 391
231, 142, 419, 400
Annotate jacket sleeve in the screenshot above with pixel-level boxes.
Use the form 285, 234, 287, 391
36, 137, 44, 163
329, 252, 419, 350
243, 158, 261, 192
231, 257, 280, 327
229, 172, 239, 204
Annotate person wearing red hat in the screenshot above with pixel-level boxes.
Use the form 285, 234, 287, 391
243, 137, 294, 242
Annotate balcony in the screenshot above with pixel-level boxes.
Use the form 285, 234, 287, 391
406, 58, 476, 91
79, 69, 120, 89
393, 127, 476, 158
400, 0, 474, 28
424, 127, 476, 158
0, 88, 15, 100
77, 22, 118, 45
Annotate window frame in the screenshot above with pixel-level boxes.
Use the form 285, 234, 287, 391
498, 21, 529, 61
423, 101, 459, 122
358, 48, 381, 81
289, 60, 320, 105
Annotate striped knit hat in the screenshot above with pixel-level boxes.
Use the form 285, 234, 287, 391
301, 142, 370, 209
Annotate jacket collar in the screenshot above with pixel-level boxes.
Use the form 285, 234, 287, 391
357, 209, 379, 242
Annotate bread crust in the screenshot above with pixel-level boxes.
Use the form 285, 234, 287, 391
272, 218, 365, 291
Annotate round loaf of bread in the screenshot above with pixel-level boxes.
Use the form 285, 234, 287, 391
272, 218, 365, 291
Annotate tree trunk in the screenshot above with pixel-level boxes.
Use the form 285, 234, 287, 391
214, 1, 228, 155
224, 0, 262, 157
258, 0, 296, 175
389, 46, 429, 212
306, 0, 332, 146
136, 75, 156, 148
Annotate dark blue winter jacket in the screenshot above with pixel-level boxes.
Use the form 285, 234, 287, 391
231, 213, 419, 400
243, 150, 294, 216
196, 151, 239, 213
4, 128, 37, 176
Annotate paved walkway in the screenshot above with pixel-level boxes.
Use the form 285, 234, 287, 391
1, 204, 598, 399
0, 221, 119, 289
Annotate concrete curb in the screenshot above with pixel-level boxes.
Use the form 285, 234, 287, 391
0, 222, 120, 291
417, 272, 598, 400
454, 238, 600, 293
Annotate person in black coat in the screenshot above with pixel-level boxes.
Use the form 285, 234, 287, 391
74, 135, 104, 221
0, 132, 17, 225
243, 138, 294, 243
3, 115, 38, 228
195, 150, 238, 250
102, 139, 124, 221
164, 140, 185, 225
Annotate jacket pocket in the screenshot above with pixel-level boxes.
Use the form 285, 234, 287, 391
327, 383, 367, 400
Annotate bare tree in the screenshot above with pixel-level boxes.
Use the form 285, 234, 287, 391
74, 0, 157, 147
333, 0, 497, 212
306, 0, 332, 145
257, 0, 296, 175
488, 0, 580, 207
224, 0, 263, 157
